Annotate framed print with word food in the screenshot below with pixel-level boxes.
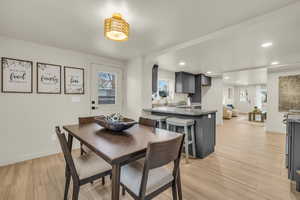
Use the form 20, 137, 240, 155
1, 57, 33, 93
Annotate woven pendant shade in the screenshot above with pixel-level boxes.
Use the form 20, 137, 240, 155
104, 13, 129, 41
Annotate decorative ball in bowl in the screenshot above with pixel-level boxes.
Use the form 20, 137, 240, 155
94, 113, 137, 132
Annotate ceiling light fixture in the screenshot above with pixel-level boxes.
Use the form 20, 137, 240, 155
271, 61, 279, 65
105, 13, 129, 41
206, 71, 212, 74
261, 42, 273, 48
224, 76, 230, 80
179, 61, 186, 66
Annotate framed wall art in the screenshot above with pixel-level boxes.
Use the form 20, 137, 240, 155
1, 57, 33, 93
64, 66, 84, 94
37, 62, 61, 94
279, 75, 300, 112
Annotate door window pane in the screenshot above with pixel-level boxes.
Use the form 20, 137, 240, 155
98, 72, 116, 104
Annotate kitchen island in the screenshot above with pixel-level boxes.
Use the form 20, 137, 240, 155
143, 107, 217, 158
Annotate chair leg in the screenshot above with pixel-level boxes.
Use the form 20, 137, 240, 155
72, 183, 80, 200
122, 186, 126, 195
172, 180, 178, 200
80, 143, 84, 155
190, 125, 196, 157
177, 170, 182, 200
64, 173, 71, 200
184, 126, 189, 163
102, 177, 105, 185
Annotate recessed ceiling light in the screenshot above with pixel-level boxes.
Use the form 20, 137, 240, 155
206, 71, 212, 74
179, 61, 186, 66
271, 61, 279, 65
261, 42, 273, 48
224, 76, 230, 80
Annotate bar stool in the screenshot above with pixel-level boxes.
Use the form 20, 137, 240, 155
141, 115, 168, 129
166, 117, 196, 163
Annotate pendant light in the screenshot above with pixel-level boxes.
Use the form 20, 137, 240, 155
104, 13, 129, 41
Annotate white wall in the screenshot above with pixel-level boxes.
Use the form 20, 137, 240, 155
266, 68, 300, 133
233, 85, 265, 113
202, 77, 223, 125
223, 84, 235, 105
0, 36, 124, 166
124, 57, 143, 120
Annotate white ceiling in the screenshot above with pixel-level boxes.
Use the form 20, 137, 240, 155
223, 68, 267, 86
155, 1, 300, 74
0, 0, 297, 61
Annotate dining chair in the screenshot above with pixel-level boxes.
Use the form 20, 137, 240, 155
139, 117, 158, 128
55, 126, 112, 200
120, 134, 185, 200
78, 116, 99, 155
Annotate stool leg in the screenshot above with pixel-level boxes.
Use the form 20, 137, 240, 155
184, 126, 189, 163
191, 125, 196, 157
159, 120, 162, 129
167, 123, 170, 131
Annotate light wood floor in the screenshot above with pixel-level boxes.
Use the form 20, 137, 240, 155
1, 117, 300, 200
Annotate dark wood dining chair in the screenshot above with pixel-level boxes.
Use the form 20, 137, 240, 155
78, 116, 100, 155
120, 134, 185, 200
139, 117, 158, 127
55, 126, 112, 200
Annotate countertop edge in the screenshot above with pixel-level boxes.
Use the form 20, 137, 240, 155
143, 108, 217, 116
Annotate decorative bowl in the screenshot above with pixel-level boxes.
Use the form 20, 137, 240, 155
94, 115, 137, 132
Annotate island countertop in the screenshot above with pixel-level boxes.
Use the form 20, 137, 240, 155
143, 107, 217, 116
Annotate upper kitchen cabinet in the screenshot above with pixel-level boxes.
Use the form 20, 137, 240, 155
175, 72, 195, 94
152, 64, 158, 94
200, 74, 211, 86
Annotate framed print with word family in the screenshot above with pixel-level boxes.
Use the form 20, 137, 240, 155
37, 62, 61, 94
64, 66, 84, 94
1, 57, 33, 93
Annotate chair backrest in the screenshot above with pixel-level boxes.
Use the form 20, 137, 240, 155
79, 116, 99, 124
55, 127, 79, 181
145, 134, 184, 169
139, 117, 157, 128
139, 134, 184, 197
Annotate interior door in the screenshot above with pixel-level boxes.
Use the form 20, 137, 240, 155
90, 63, 123, 116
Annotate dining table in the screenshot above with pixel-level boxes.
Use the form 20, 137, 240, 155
63, 122, 182, 200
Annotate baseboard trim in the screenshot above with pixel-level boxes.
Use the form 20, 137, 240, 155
0, 145, 80, 167
0, 150, 59, 167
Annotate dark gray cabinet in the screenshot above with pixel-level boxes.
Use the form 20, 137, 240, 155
175, 72, 195, 94
191, 74, 202, 103
152, 64, 158, 94
200, 74, 211, 86
287, 119, 300, 190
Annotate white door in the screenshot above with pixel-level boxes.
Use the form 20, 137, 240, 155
90, 63, 123, 116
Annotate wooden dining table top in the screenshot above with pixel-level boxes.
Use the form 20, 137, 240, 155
63, 123, 180, 164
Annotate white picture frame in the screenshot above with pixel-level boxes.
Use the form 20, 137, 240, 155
37, 62, 61, 94
64, 66, 84, 94
1, 57, 33, 93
